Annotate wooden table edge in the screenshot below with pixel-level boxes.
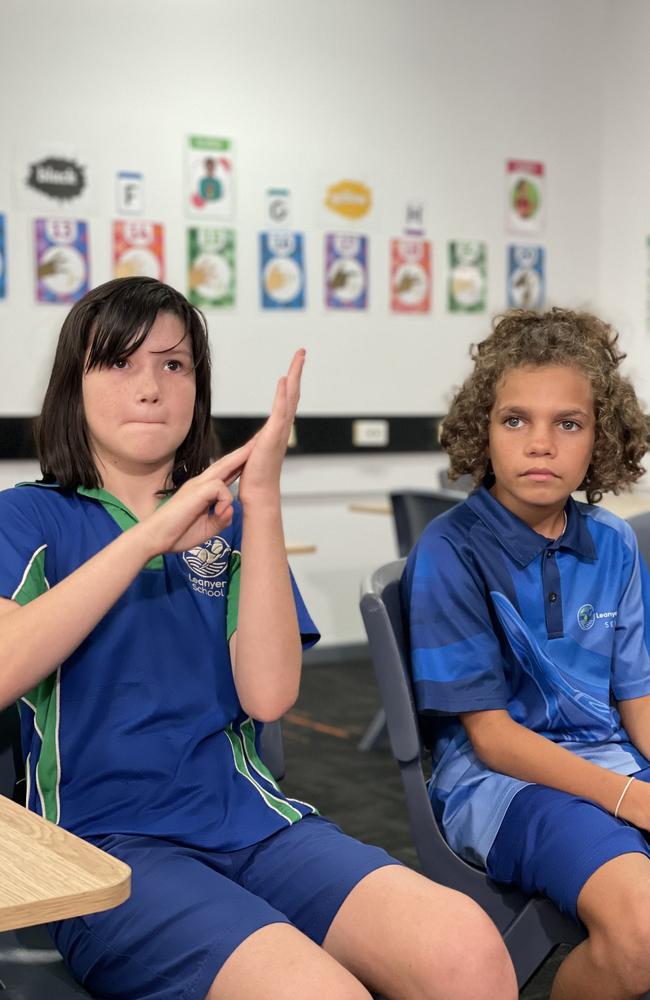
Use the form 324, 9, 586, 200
0, 871, 132, 931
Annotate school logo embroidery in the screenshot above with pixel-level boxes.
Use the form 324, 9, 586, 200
577, 604, 617, 631
577, 604, 595, 630
183, 537, 231, 579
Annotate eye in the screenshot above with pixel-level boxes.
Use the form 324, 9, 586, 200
560, 420, 580, 431
112, 358, 129, 370
163, 359, 185, 372
504, 416, 523, 428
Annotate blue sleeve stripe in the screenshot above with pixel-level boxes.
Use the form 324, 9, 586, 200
412, 630, 503, 683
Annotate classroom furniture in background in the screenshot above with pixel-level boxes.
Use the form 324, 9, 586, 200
359, 558, 588, 989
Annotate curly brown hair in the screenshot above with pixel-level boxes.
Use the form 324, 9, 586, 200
441, 308, 647, 503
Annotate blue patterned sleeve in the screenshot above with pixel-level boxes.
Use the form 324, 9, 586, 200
401, 529, 510, 714
612, 535, 650, 701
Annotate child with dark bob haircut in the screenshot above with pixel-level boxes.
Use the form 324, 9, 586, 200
402, 308, 650, 999
0, 277, 515, 1000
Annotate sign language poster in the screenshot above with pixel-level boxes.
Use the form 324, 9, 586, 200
507, 244, 545, 309
187, 227, 236, 309
506, 160, 544, 235
325, 233, 368, 310
448, 241, 487, 313
34, 218, 89, 304
390, 237, 431, 313
186, 136, 234, 220
260, 231, 305, 309
113, 221, 164, 280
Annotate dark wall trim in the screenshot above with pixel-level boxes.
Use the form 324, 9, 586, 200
0, 415, 444, 460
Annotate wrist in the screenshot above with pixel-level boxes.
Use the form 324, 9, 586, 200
237, 489, 282, 514
126, 521, 160, 563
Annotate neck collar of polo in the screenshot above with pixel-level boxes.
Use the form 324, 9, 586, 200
466, 486, 596, 567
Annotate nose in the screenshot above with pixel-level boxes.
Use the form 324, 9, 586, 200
526, 423, 555, 456
136, 370, 160, 404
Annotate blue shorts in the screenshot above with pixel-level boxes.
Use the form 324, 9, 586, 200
486, 766, 650, 922
48, 815, 398, 1000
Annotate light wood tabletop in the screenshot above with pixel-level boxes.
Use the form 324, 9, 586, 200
0, 795, 131, 932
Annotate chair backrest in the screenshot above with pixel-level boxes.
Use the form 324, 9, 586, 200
0, 704, 23, 803
628, 511, 650, 567
389, 490, 464, 557
438, 469, 474, 494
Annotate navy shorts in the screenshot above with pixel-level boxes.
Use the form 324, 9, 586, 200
48, 815, 399, 1000
486, 766, 650, 922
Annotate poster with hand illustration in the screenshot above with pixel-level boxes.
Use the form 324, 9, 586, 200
34, 218, 89, 304
390, 237, 431, 313
325, 233, 368, 310
260, 231, 305, 309
113, 221, 164, 280
187, 227, 236, 308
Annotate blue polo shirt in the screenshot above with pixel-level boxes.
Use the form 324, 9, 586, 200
401, 486, 650, 867
0, 483, 319, 850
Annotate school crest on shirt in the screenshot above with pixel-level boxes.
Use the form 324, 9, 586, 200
577, 603, 617, 631
183, 536, 231, 579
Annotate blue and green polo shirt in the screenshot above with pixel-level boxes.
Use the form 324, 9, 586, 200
401, 486, 650, 868
0, 482, 319, 850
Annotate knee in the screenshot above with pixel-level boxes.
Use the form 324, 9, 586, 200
590, 900, 650, 996
416, 896, 517, 1000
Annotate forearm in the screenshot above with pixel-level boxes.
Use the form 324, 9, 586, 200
0, 523, 154, 708
619, 695, 650, 761
233, 501, 301, 721
464, 710, 631, 816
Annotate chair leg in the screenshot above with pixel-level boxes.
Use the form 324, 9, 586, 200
357, 708, 387, 752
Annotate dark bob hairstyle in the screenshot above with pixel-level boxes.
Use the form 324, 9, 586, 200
36, 276, 219, 491
441, 308, 647, 504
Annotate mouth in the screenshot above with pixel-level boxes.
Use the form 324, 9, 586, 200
520, 468, 560, 481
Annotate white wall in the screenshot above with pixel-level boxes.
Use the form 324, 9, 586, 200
0, 0, 609, 416
1, 0, 629, 646
597, 1, 650, 405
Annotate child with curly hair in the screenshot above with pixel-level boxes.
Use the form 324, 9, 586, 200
401, 308, 650, 999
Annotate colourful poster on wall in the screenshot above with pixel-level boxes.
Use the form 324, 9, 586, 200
186, 136, 234, 220
506, 160, 544, 235
507, 244, 545, 309
116, 171, 144, 215
448, 241, 487, 313
34, 218, 89, 304
260, 232, 305, 309
187, 227, 236, 308
16, 148, 94, 213
325, 233, 368, 309
0, 215, 5, 300
390, 237, 431, 314
265, 188, 292, 228
113, 221, 164, 280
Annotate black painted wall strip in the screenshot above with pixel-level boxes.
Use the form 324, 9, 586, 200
0, 415, 444, 461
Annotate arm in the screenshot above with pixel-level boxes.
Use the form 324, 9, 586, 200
461, 708, 650, 828
229, 350, 306, 722
619, 695, 650, 762
0, 442, 254, 709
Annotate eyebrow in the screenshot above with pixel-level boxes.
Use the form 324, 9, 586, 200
150, 346, 193, 357
495, 405, 591, 419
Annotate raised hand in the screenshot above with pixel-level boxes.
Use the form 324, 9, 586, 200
237, 349, 305, 507
137, 437, 256, 556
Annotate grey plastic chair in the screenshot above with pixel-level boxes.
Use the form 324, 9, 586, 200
0, 709, 285, 999
359, 490, 465, 752
438, 469, 474, 494
359, 559, 586, 989
628, 511, 650, 566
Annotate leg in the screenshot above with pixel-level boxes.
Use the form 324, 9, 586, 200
551, 853, 650, 1000
323, 865, 517, 1000
207, 923, 371, 1000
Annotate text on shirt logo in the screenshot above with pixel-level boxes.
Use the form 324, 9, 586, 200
183, 536, 231, 596
577, 603, 617, 631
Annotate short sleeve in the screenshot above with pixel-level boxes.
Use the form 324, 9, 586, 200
0, 488, 49, 604
611, 532, 650, 701
401, 528, 510, 714
225, 500, 320, 649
